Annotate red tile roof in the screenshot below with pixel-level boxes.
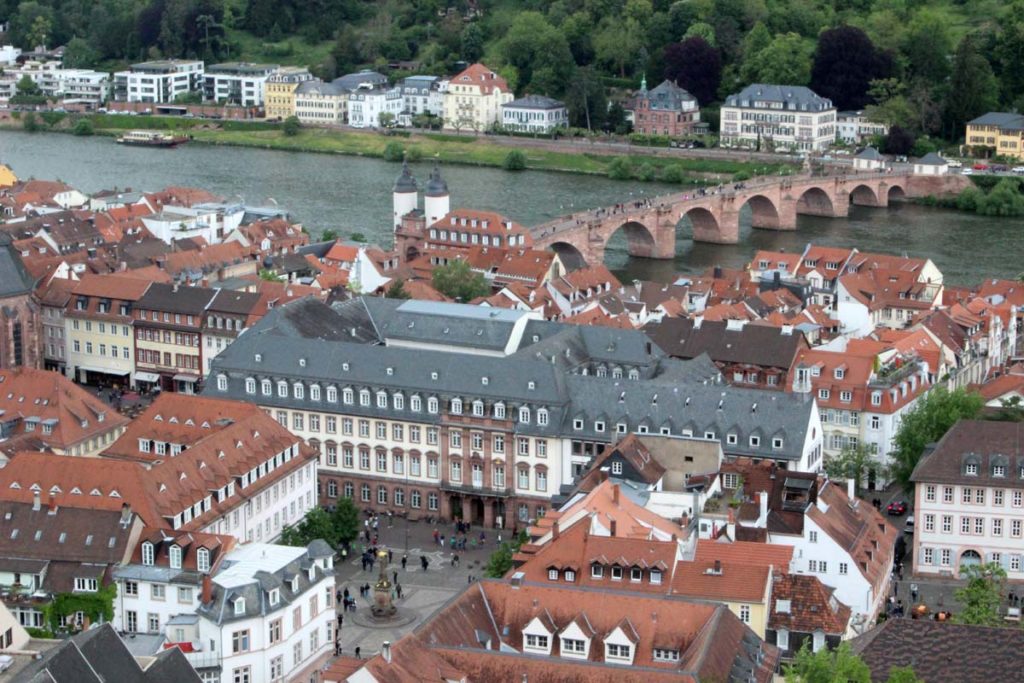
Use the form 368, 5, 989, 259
451, 63, 510, 94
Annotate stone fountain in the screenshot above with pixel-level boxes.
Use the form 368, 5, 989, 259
351, 548, 417, 629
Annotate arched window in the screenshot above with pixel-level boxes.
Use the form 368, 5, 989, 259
327, 386, 338, 402
359, 389, 370, 406
410, 395, 422, 411
537, 408, 549, 426
494, 402, 506, 419
244, 377, 256, 394
169, 545, 182, 569
376, 391, 388, 408
472, 400, 484, 417
428, 397, 439, 414
393, 393, 404, 410
451, 398, 463, 414
519, 407, 531, 424
310, 384, 321, 401
196, 547, 210, 573
216, 374, 227, 391
277, 381, 288, 397
261, 379, 272, 396
343, 387, 354, 404
141, 542, 154, 566
293, 382, 304, 400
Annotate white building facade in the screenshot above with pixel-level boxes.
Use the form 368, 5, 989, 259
721, 84, 836, 152
114, 60, 204, 103
348, 85, 403, 128
203, 63, 278, 107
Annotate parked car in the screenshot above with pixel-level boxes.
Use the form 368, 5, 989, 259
973, 163, 989, 170
1012, 166, 1024, 174
904, 516, 915, 534
963, 168, 974, 175
946, 159, 962, 168
887, 500, 908, 516
992, 164, 1008, 173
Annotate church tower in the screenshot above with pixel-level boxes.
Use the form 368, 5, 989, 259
424, 162, 450, 228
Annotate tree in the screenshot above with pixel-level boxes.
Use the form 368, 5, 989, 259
62, 37, 100, 69
944, 35, 999, 139
16, 75, 41, 97
890, 387, 984, 492
885, 668, 924, 683
902, 9, 953, 85
26, 14, 51, 49
497, 12, 574, 94
594, 17, 645, 77
994, 19, 1024, 105
259, 269, 284, 282
280, 507, 337, 547
883, 125, 916, 156
321, 229, 339, 241
564, 66, 608, 131
431, 259, 490, 302
810, 26, 891, 110
349, 232, 366, 242
378, 112, 395, 128
607, 157, 633, 180
740, 32, 813, 86
384, 279, 411, 299
784, 642, 870, 683
484, 542, 514, 578
503, 150, 526, 171
683, 21, 716, 46
663, 37, 721, 106
72, 119, 95, 136
330, 497, 360, 546
282, 116, 300, 136
460, 23, 484, 62
955, 562, 1006, 625
824, 444, 879, 494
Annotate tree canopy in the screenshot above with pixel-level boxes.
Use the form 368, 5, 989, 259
431, 259, 490, 302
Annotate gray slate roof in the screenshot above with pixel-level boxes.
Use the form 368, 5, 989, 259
206, 297, 816, 460
136, 283, 217, 315
0, 233, 36, 296
295, 80, 345, 97
639, 79, 698, 110
15, 623, 201, 683
915, 152, 947, 166
856, 147, 884, 160
644, 317, 805, 369
333, 69, 388, 92
968, 112, 1024, 130
503, 94, 566, 110
725, 84, 833, 112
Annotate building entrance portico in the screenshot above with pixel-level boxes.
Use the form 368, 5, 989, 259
441, 490, 509, 528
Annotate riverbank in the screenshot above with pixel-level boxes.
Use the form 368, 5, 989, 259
2, 112, 795, 182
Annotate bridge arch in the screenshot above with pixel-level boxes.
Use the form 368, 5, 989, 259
605, 220, 658, 260
795, 186, 836, 217
550, 241, 587, 270
678, 207, 724, 243
849, 184, 882, 207
741, 194, 783, 229
887, 184, 907, 202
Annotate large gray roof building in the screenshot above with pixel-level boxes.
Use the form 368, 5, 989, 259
206, 297, 822, 526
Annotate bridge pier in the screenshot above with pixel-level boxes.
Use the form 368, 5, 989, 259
751, 199, 797, 231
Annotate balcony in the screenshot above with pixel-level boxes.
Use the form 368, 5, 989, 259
183, 649, 221, 670
440, 481, 512, 498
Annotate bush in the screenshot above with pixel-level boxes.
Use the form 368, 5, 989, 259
607, 157, 633, 180
503, 150, 527, 171
22, 112, 41, 132
733, 170, 751, 181
636, 162, 656, 181
382, 141, 405, 162
661, 165, 684, 183
282, 116, 300, 136
72, 119, 94, 136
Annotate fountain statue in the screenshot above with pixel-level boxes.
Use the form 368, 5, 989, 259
370, 549, 397, 618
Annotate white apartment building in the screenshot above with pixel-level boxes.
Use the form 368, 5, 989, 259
203, 63, 278, 107
397, 75, 444, 122
837, 110, 888, 144
501, 95, 569, 134
141, 203, 245, 245
194, 542, 335, 683
720, 84, 836, 152
348, 84, 403, 128
113, 528, 235, 642
294, 80, 346, 125
114, 60, 204, 103
912, 420, 1024, 580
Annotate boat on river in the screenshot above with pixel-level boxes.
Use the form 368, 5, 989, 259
115, 130, 190, 147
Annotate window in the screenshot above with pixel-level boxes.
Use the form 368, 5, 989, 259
548, 568, 558, 581
269, 619, 282, 644
606, 643, 631, 660
993, 518, 1003, 536
943, 486, 954, 503
966, 463, 978, 476
124, 580, 139, 597
233, 598, 245, 615
611, 461, 623, 475
169, 545, 182, 569
739, 605, 751, 623
840, 390, 852, 403
591, 564, 604, 578
178, 587, 193, 603
611, 566, 623, 581
151, 584, 165, 600
650, 569, 662, 584
925, 485, 936, 502
940, 549, 951, 566
525, 634, 549, 650
839, 563, 848, 575
654, 648, 680, 662
922, 548, 934, 565
942, 515, 952, 533
141, 542, 154, 566
562, 638, 586, 655
231, 630, 250, 654
74, 577, 98, 592
232, 667, 251, 683
809, 531, 818, 543
269, 656, 283, 681
995, 490, 1004, 506
924, 514, 935, 532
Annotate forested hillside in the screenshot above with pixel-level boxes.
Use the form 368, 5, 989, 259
4, 0, 1021, 141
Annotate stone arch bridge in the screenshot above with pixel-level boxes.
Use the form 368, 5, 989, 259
530, 172, 971, 266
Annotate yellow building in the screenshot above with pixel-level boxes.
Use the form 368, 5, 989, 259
965, 112, 1024, 160
265, 66, 314, 120
0, 164, 16, 187
442, 63, 514, 132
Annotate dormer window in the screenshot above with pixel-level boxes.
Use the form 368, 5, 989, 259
277, 381, 287, 398
750, 435, 761, 448
268, 588, 280, 606
611, 566, 623, 581
994, 465, 1006, 477
216, 374, 227, 391
142, 541, 154, 566
548, 568, 558, 581
524, 634, 549, 651
472, 400, 484, 417
307, 566, 315, 582
451, 398, 462, 414
630, 567, 642, 582
310, 385, 321, 401
245, 378, 256, 394
537, 409, 549, 426
169, 545, 182, 569
494, 403, 506, 419
519, 407, 530, 423
606, 643, 632, 662
966, 463, 978, 476
834, 368, 845, 379
650, 569, 662, 584
591, 564, 604, 578
233, 597, 245, 615
262, 379, 272, 396
573, 419, 583, 431
565, 569, 576, 582
291, 576, 299, 593
360, 389, 370, 406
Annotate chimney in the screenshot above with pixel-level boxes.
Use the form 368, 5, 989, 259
847, 477, 856, 501
32, 490, 41, 512
612, 484, 620, 505
382, 641, 392, 664
609, 518, 617, 537
201, 575, 213, 605
599, 469, 609, 484
713, 265, 723, 279
47, 493, 57, 515
552, 521, 559, 540
713, 559, 722, 574
757, 491, 769, 527
727, 507, 736, 540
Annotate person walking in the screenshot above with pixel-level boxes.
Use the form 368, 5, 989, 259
401, 554, 408, 570
393, 570, 398, 584
355, 646, 361, 659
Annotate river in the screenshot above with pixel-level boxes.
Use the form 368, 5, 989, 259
3, 131, 1022, 285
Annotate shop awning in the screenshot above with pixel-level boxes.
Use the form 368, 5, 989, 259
134, 372, 161, 383
173, 373, 200, 383
76, 365, 129, 376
